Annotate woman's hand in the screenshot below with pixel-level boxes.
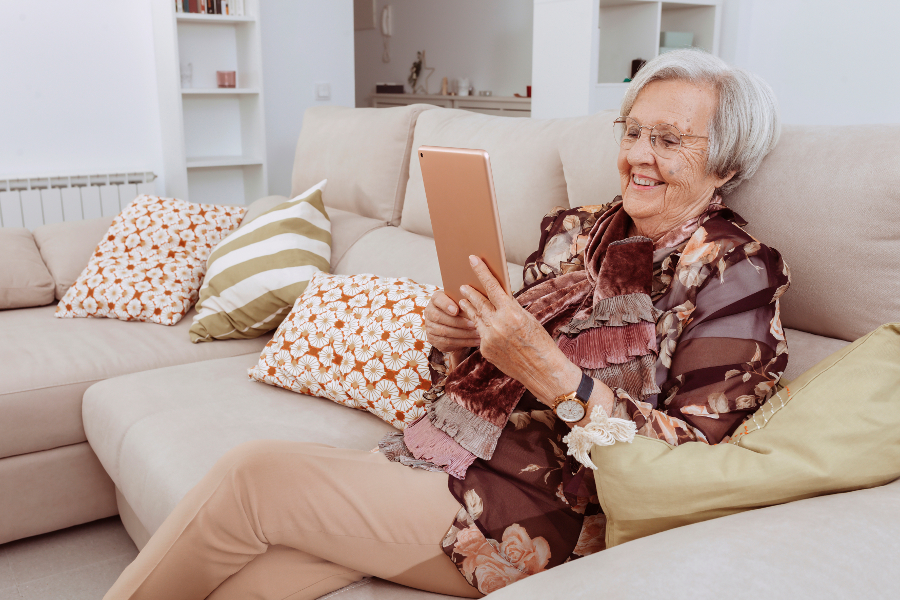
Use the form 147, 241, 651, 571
424, 290, 481, 356
457, 256, 585, 407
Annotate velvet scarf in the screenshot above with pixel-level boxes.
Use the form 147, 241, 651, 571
401, 202, 660, 479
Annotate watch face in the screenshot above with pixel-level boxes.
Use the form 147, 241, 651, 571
556, 399, 586, 423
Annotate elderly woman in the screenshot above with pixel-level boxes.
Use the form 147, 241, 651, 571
106, 49, 789, 600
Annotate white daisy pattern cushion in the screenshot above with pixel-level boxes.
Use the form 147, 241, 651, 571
248, 273, 439, 429
55, 195, 245, 325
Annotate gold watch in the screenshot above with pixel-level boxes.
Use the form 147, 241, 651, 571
551, 373, 594, 423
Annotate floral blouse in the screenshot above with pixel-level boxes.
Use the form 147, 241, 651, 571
391, 198, 790, 595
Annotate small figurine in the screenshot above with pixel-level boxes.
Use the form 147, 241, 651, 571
441, 76, 448, 96
408, 52, 422, 92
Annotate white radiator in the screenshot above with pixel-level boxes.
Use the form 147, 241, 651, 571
0, 171, 158, 229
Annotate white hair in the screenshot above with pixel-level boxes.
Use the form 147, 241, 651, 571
621, 49, 781, 195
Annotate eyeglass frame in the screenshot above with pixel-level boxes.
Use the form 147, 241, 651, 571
613, 116, 709, 158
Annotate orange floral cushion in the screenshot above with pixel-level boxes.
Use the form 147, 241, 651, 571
56, 195, 245, 325
248, 273, 439, 429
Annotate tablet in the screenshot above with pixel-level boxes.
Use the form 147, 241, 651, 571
418, 145, 512, 304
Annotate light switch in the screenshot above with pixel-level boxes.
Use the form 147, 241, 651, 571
315, 82, 331, 101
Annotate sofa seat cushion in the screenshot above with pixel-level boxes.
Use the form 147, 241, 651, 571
0, 306, 268, 460
82, 353, 396, 535
333, 225, 525, 293
323, 578, 460, 599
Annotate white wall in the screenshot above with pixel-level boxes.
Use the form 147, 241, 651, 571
354, 0, 533, 108
720, 0, 900, 125
0, 0, 355, 201
0, 1, 163, 180
260, 0, 356, 197
531, 0, 596, 119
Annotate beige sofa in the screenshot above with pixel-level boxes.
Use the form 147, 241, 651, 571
3, 104, 898, 598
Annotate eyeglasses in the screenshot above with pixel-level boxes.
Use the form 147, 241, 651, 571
613, 116, 708, 159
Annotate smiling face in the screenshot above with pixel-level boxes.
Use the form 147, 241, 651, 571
618, 79, 734, 241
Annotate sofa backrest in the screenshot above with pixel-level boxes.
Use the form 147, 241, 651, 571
728, 124, 900, 342
291, 104, 434, 226
399, 109, 622, 266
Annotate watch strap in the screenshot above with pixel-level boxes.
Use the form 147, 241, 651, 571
575, 372, 593, 403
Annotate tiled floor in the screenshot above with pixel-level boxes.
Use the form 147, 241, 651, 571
0, 517, 137, 600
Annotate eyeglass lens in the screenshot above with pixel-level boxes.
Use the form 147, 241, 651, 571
614, 118, 682, 157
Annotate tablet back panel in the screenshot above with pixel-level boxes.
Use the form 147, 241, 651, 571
418, 146, 511, 304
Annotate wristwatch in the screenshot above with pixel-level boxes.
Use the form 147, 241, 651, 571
551, 372, 594, 423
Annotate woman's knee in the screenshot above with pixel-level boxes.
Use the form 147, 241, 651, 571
214, 439, 292, 478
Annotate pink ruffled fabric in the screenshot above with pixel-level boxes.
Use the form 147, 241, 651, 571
556, 320, 658, 369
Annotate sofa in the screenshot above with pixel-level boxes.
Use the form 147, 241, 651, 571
2, 104, 898, 598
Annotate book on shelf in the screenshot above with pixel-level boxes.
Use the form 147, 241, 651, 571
178, 0, 243, 15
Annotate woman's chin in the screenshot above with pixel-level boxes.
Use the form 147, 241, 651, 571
622, 190, 663, 219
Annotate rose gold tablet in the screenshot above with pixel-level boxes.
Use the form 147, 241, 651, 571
418, 145, 511, 304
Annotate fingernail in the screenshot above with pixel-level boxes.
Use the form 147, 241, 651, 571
469, 255, 477, 266
465, 320, 475, 328
448, 305, 457, 315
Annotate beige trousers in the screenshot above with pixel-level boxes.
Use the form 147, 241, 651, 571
104, 440, 481, 600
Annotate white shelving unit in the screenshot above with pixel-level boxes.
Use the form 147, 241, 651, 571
151, 0, 267, 206
594, 0, 721, 112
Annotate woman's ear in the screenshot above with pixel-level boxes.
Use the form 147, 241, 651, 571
714, 169, 738, 189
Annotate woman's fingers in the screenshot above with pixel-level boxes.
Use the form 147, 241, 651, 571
459, 285, 493, 318
468, 256, 510, 306
426, 320, 481, 341
431, 290, 461, 316
429, 335, 481, 351
425, 292, 480, 353
425, 302, 476, 330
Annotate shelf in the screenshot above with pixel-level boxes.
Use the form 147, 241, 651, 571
186, 156, 264, 169
373, 93, 530, 104
600, 0, 717, 6
155, 0, 268, 204
176, 14, 254, 23
371, 93, 531, 117
181, 88, 259, 95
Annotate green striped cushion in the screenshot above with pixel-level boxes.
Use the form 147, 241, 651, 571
189, 181, 331, 342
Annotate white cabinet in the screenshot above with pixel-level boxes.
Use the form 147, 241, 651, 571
531, 0, 721, 118
595, 0, 721, 112
151, 0, 268, 205
598, 0, 720, 84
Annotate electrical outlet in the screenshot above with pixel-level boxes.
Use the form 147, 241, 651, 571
315, 82, 331, 101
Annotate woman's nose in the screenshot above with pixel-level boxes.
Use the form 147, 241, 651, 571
627, 131, 656, 165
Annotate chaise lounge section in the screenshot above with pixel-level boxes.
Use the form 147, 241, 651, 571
3, 104, 898, 597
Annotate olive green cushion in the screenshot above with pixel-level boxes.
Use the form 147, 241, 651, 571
591, 323, 900, 548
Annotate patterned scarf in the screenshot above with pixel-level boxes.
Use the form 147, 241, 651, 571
399, 200, 661, 479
